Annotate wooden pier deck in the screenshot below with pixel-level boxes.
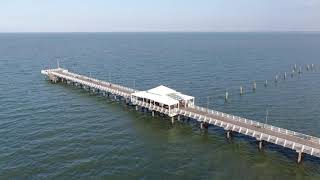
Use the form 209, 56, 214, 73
41, 68, 320, 163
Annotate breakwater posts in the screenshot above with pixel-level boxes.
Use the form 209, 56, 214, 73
228, 64, 318, 100
41, 68, 320, 164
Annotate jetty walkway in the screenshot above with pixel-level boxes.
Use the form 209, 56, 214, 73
41, 68, 320, 163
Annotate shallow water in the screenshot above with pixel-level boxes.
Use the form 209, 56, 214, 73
1, 32, 320, 179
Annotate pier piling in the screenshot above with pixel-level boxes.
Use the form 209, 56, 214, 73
226, 130, 232, 139
297, 151, 303, 164
258, 140, 263, 150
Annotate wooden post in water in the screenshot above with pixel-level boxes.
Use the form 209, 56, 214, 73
284, 72, 287, 80
275, 75, 278, 83
253, 81, 256, 91
240, 86, 243, 95
225, 90, 229, 102
264, 80, 268, 87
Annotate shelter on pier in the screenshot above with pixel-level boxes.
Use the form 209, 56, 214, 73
130, 85, 194, 114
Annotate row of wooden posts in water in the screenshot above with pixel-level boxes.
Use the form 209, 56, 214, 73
224, 63, 317, 101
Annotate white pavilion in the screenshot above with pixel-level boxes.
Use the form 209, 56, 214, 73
130, 85, 195, 116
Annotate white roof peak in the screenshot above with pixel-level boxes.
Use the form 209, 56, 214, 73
147, 85, 177, 96
132, 85, 194, 106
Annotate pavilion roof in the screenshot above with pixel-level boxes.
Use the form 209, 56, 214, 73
131, 85, 194, 106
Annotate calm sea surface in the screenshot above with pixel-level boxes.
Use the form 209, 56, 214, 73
1, 32, 320, 179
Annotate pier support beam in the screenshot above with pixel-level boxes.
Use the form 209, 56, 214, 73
171, 117, 174, 124
135, 106, 139, 111
152, 111, 155, 117
297, 151, 303, 164
177, 115, 181, 121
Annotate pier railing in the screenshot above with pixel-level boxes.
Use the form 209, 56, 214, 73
188, 105, 320, 145
60, 69, 138, 94
43, 68, 138, 95
131, 99, 176, 116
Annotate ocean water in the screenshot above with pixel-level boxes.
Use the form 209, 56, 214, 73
1, 32, 320, 179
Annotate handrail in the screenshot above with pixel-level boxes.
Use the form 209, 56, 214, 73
49, 69, 138, 94
188, 105, 320, 145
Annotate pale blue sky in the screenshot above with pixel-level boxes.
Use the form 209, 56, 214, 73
0, 0, 319, 32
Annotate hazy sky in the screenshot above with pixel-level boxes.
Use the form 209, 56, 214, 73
1, 0, 319, 32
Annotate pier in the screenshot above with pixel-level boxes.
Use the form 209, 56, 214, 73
41, 68, 320, 163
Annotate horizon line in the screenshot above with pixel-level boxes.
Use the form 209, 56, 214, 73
0, 30, 320, 34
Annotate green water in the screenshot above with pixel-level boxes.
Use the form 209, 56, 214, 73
1, 33, 320, 179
